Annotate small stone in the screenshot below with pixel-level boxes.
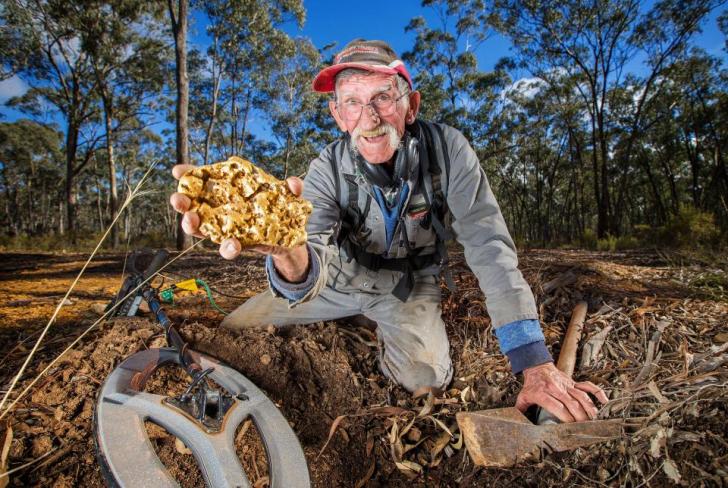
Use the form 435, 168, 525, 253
260, 354, 272, 365
31, 435, 52, 457
406, 427, 421, 442
714, 332, 728, 343
175, 438, 192, 455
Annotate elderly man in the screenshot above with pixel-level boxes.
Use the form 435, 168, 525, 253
171, 39, 607, 422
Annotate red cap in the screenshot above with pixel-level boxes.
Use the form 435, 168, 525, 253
312, 39, 413, 93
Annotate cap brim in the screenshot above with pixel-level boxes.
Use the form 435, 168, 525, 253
312, 62, 412, 93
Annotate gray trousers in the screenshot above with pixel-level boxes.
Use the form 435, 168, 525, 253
221, 276, 453, 393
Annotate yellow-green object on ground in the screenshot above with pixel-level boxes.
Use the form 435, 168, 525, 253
160, 278, 227, 315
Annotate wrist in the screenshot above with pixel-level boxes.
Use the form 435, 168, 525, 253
506, 341, 553, 375
271, 244, 309, 283
522, 361, 555, 377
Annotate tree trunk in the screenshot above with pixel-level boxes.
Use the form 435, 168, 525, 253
230, 62, 237, 157
169, 0, 193, 251
284, 128, 292, 179
204, 36, 222, 166
95, 172, 105, 232
638, 149, 667, 223
65, 118, 79, 243
240, 86, 252, 153
59, 200, 65, 236
101, 89, 119, 248
589, 116, 605, 238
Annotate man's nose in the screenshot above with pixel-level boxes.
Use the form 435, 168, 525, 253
359, 104, 380, 127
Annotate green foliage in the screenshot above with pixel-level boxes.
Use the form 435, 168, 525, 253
622, 208, 722, 250
581, 229, 598, 250
578, 231, 640, 251
0, 120, 64, 236
1, 0, 728, 254
615, 235, 641, 250
596, 235, 618, 252
662, 206, 721, 248
402, 0, 505, 143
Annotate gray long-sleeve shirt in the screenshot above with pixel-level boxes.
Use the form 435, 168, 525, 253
267, 121, 552, 372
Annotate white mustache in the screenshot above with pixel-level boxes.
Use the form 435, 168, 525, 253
351, 123, 400, 154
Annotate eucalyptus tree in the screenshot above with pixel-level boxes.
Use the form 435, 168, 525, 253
166, 0, 192, 249
198, 0, 306, 160
259, 37, 324, 178
189, 36, 225, 166
79, 0, 169, 247
644, 50, 728, 222
403, 0, 497, 139
1, 0, 102, 239
0, 120, 63, 236
491, 0, 723, 237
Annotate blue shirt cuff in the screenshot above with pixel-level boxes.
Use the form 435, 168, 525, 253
506, 341, 553, 374
265, 244, 318, 301
494, 319, 546, 354
494, 319, 553, 373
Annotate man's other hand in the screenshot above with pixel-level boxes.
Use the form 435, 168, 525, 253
515, 362, 608, 423
169, 164, 305, 260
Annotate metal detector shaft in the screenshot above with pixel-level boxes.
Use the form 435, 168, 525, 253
143, 288, 202, 378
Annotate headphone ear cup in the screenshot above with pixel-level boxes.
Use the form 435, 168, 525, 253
407, 135, 419, 175
393, 133, 418, 182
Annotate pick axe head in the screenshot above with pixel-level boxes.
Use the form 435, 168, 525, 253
456, 407, 623, 468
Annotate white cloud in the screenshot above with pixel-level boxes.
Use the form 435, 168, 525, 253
49, 35, 81, 67
509, 77, 547, 99
0, 75, 29, 102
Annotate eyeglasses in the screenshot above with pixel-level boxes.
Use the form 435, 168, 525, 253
336, 91, 409, 122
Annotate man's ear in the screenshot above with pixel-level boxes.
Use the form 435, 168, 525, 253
406, 91, 421, 125
329, 100, 349, 132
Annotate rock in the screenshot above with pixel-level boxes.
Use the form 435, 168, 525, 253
260, 354, 272, 366
177, 157, 312, 247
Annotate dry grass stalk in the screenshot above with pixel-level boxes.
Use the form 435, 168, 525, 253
0, 160, 160, 418
0, 240, 204, 421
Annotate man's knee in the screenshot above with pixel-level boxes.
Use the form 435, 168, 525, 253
220, 291, 284, 331
382, 358, 453, 394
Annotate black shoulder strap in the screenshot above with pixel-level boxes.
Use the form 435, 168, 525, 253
331, 138, 371, 256
418, 121, 457, 292
330, 139, 345, 209
419, 121, 453, 241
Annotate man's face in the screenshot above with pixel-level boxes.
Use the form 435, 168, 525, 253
329, 72, 420, 165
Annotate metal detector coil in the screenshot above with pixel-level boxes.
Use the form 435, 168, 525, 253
95, 348, 310, 488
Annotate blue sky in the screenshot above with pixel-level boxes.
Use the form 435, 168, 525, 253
1, 0, 726, 137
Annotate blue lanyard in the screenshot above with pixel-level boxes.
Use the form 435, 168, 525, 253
372, 183, 410, 250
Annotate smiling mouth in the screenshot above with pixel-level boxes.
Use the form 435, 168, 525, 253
359, 128, 386, 143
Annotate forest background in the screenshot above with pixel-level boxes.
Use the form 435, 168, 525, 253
1, 0, 727, 255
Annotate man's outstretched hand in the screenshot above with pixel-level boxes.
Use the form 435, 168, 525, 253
169, 164, 308, 280
515, 362, 608, 423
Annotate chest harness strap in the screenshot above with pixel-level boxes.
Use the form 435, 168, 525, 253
330, 121, 456, 301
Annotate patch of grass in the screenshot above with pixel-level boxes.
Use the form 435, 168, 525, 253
688, 271, 728, 300
0, 232, 174, 253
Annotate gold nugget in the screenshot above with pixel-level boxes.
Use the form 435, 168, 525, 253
177, 157, 312, 247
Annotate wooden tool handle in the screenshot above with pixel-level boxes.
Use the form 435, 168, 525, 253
556, 301, 588, 378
